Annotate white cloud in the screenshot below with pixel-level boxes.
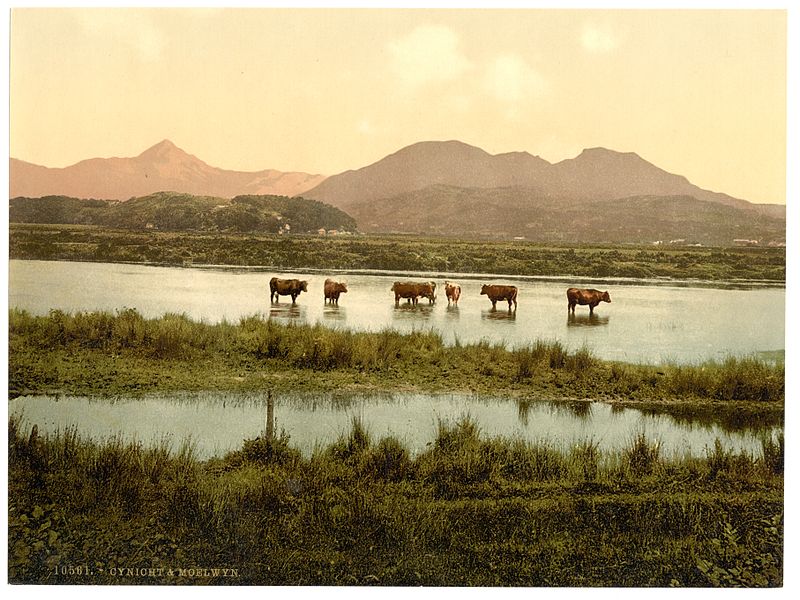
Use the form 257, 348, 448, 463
387, 24, 471, 91
581, 23, 620, 54
483, 54, 548, 104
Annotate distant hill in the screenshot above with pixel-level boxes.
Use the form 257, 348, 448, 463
302, 140, 781, 216
9, 140, 327, 200
298, 140, 784, 244
350, 184, 785, 245
9, 192, 357, 234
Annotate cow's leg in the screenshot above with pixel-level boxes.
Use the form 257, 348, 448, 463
491, 300, 497, 310
589, 302, 596, 314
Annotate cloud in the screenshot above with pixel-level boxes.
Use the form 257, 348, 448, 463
581, 23, 620, 54
483, 54, 548, 104
387, 24, 471, 91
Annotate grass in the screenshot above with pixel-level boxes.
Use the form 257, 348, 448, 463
8, 414, 783, 586
8, 309, 785, 414
9, 223, 786, 281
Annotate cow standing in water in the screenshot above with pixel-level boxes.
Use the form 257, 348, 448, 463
270, 277, 308, 304
445, 281, 461, 306
567, 288, 611, 315
480, 284, 518, 311
324, 279, 348, 305
391, 281, 435, 305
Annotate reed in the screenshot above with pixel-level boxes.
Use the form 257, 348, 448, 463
8, 415, 783, 586
8, 308, 785, 406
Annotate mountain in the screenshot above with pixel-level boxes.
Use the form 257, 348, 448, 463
301, 140, 780, 218
350, 185, 785, 245
301, 140, 552, 210
9, 140, 327, 200
9, 192, 356, 234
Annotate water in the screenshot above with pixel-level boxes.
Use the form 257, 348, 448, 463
8, 259, 785, 364
8, 392, 780, 461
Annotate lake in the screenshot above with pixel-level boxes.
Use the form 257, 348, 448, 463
9, 259, 784, 364
8, 392, 781, 461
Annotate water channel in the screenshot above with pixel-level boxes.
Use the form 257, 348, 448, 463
9, 392, 781, 461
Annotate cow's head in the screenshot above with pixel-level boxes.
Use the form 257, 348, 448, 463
602, 291, 611, 303
338, 283, 348, 293
300, 281, 308, 292
480, 284, 488, 295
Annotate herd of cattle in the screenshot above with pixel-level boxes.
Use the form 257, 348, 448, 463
269, 277, 612, 314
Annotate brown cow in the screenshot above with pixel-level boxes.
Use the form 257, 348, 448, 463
445, 281, 461, 305
324, 279, 348, 305
391, 281, 436, 305
567, 288, 611, 315
270, 277, 308, 304
480, 284, 518, 311
419, 281, 436, 305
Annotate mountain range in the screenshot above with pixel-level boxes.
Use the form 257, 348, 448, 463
9, 140, 326, 200
9, 139, 785, 244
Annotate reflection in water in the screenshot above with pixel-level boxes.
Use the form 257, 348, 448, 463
322, 305, 346, 322
10, 392, 783, 460
269, 303, 305, 320
567, 313, 610, 327
445, 305, 460, 319
392, 304, 435, 321
482, 309, 516, 322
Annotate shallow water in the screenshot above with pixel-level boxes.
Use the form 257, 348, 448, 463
8, 260, 785, 364
9, 392, 781, 461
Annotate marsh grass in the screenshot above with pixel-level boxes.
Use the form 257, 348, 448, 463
8, 414, 783, 586
8, 308, 785, 406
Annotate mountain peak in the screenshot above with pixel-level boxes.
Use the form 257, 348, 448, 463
137, 139, 189, 161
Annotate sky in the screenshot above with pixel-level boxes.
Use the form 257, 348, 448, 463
8, 6, 789, 205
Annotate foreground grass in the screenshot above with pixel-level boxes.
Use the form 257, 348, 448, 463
9, 309, 785, 413
9, 223, 786, 281
8, 414, 783, 586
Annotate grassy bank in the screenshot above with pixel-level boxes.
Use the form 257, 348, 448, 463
9, 309, 785, 415
8, 414, 783, 586
9, 223, 786, 281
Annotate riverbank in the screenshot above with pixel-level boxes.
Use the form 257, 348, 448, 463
9, 223, 786, 281
9, 309, 784, 420
8, 414, 783, 586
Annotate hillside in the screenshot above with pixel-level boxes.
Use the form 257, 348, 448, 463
301, 140, 780, 218
350, 185, 785, 245
9, 140, 327, 200
9, 193, 357, 234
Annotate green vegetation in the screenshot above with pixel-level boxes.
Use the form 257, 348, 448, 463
9, 223, 785, 280
9, 309, 784, 416
8, 414, 783, 586
10, 193, 356, 234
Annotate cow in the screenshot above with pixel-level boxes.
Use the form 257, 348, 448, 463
324, 278, 348, 305
391, 281, 420, 305
269, 277, 308, 304
391, 281, 435, 305
445, 281, 461, 306
567, 288, 611, 315
419, 281, 436, 305
480, 284, 518, 311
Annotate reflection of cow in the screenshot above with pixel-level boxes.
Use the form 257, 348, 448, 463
480, 284, 518, 310
324, 279, 348, 305
391, 281, 436, 305
270, 277, 308, 304
567, 288, 611, 315
445, 281, 461, 305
